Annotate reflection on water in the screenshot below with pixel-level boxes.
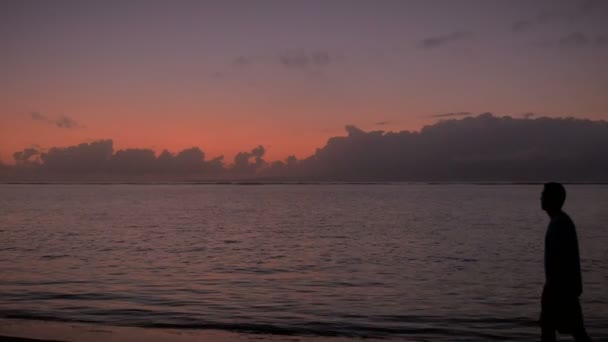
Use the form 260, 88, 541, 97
1, 184, 607, 340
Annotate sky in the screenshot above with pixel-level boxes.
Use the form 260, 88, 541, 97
1, 0, 608, 165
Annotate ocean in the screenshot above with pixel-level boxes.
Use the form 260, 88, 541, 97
1, 184, 607, 341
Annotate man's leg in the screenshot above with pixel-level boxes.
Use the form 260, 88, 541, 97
571, 314, 591, 341
572, 299, 592, 342
541, 322, 556, 342
573, 327, 591, 342
540, 289, 556, 342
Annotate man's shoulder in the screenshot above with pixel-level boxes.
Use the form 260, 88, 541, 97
549, 212, 577, 237
552, 211, 575, 225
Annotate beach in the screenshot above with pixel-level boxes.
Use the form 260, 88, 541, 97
0, 319, 367, 342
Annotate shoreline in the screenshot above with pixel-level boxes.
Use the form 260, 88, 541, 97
0, 337, 64, 342
0, 319, 370, 342
2, 181, 608, 185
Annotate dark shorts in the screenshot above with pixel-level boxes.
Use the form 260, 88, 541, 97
540, 288, 585, 334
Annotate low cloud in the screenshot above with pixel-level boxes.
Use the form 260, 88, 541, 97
430, 112, 472, 118
29, 112, 83, 129
523, 112, 536, 119
283, 113, 608, 182
232, 145, 266, 174
13, 148, 40, 165
418, 32, 471, 49
5, 114, 608, 182
6, 141, 262, 180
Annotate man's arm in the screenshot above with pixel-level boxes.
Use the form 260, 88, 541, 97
547, 221, 582, 296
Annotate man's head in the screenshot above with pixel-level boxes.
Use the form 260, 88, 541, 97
541, 182, 566, 213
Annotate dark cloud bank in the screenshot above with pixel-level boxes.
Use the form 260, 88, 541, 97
3, 114, 608, 182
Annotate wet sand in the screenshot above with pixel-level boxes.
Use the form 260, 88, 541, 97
0, 319, 367, 342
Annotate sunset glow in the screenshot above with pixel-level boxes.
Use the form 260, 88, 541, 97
2, 0, 607, 165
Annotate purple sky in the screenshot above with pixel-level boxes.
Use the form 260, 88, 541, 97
1, 0, 607, 163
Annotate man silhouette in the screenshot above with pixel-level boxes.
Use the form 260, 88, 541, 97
540, 182, 591, 342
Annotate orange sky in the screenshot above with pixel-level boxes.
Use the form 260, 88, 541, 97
0, 96, 435, 164
2, 1, 607, 164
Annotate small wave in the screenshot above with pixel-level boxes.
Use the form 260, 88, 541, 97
4, 280, 92, 286
1, 291, 133, 302
0, 310, 536, 340
40, 255, 70, 260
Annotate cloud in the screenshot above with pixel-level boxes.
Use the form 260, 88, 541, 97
41, 140, 114, 172
511, 20, 535, 32
5, 114, 608, 182
30, 112, 47, 121
6, 140, 267, 180
40, 141, 224, 175
29, 112, 83, 129
418, 32, 471, 49
13, 148, 40, 165
111, 148, 158, 173
279, 114, 608, 182
578, 0, 608, 14
55, 116, 81, 128
430, 112, 472, 118
278, 50, 331, 69
227, 49, 340, 72
375, 121, 391, 126
232, 56, 252, 68
596, 34, 608, 46
232, 145, 266, 174
559, 32, 589, 47
556, 33, 608, 47
512, 1, 608, 34
523, 112, 536, 119
535, 32, 608, 49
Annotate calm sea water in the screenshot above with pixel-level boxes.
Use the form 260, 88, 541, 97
1, 184, 607, 341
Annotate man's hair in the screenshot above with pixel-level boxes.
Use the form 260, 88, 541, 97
543, 182, 567, 208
